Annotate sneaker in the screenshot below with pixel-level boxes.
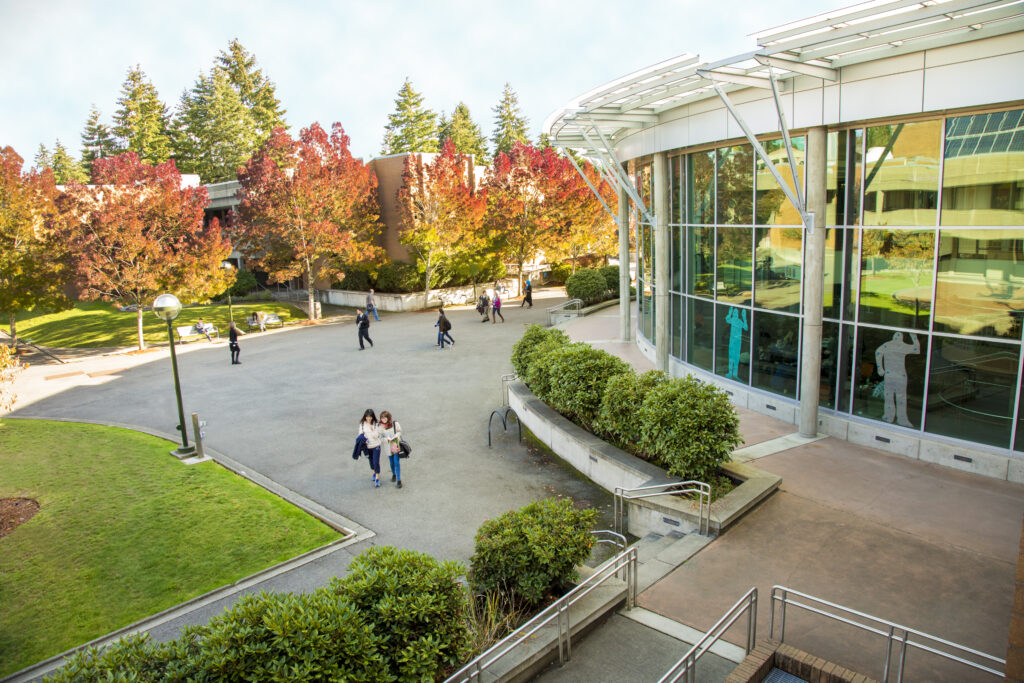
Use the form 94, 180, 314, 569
397, 480, 403, 489
391, 474, 396, 482
374, 478, 381, 488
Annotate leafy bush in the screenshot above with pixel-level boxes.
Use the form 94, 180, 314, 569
598, 265, 620, 293
510, 324, 568, 378
332, 546, 471, 681
523, 339, 570, 403
637, 375, 741, 481
549, 263, 572, 285
335, 265, 372, 291
545, 343, 632, 429
469, 498, 597, 610
228, 268, 258, 297
565, 268, 609, 304
375, 261, 423, 293
596, 370, 668, 454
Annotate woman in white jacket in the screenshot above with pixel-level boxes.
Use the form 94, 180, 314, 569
360, 409, 383, 488
379, 411, 403, 489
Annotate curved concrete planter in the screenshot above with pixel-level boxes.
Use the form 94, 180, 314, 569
507, 381, 780, 537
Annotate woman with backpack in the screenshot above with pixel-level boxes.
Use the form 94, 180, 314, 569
435, 308, 454, 348
379, 411, 403, 489
359, 409, 383, 488
491, 290, 505, 323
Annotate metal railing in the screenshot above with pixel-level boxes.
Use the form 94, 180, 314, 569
769, 586, 1005, 682
659, 587, 758, 683
500, 373, 517, 406
445, 545, 638, 682
613, 481, 712, 537
590, 529, 627, 552
546, 298, 583, 326
0, 329, 65, 364
487, 407, 521, 448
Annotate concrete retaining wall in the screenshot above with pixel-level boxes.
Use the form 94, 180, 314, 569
323, 279, 520, 313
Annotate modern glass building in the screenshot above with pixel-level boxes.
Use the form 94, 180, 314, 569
545, 1, 1024, 481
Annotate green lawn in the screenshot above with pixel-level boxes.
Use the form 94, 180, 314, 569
0, 419, 339, 677
2, 301, 306, 348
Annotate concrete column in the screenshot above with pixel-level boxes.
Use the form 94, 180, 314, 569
799, 126, 828, 438
654, 152, 669, 372
618, 185, 632, 341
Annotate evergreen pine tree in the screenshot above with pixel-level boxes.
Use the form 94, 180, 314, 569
172, 70, 257, 182
215, 39, 287, 143
80, 106, 118, 177
113, 65, 173, 165
438, 102, 488, 161
35, 141, 87, 183
491, 83, 529, 158
381, 79, 438, 155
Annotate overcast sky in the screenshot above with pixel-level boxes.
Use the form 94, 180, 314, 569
1, 0, 851, 168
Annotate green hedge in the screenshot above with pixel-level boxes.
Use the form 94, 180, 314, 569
596, 370, 667, 455
598, 265, 619, 293
510, 325, 568, 378
565, 268, 609, 304
469, 498, 597, 610
375, 261, 424, 293
545, 343, 632, 429
549, 264, 572, 285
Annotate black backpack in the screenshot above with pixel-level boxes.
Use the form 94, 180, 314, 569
441, 316, 452, 332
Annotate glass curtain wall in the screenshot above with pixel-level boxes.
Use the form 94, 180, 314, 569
650, 107, 1024, 453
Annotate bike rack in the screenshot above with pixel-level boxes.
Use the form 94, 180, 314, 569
487, 407, 522, 448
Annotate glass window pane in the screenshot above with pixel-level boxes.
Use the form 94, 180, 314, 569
716, 304, 750, 383
756, 137, 805, 225
672, 292, 683, 359
826, 132, 840, 226
823, 228, 843, 320
754, 227, 802, 312
837, 323, 856, 413
933, 229, 1024, 339
843, 228, 861, 321
637, 162, 653, 212
853, 327, 926, 429
671, 156, 685, 224
641, 224, 654, 284
687, 297, 714, 370
859, 229, 934, 329
642, 283, 653, 341
687, 226, 714, 297
942, 108, 1024, 226
862, 121, 940, 226
687, 151, 715, 224
670, 226, 682, 292
718, 144, 754, 224
716, 227, 752, 305
925, 336, 1019, 448
820, 321, 839, 408
848, 130, 864, 225
752, 312, 799, 398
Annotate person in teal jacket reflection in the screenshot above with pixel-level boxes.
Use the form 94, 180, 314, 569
725, 307, 747, 380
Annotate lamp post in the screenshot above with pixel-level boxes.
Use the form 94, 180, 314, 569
153, 294, 195, 458
221, 260, 235, 324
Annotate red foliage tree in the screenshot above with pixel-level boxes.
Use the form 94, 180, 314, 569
397, 139, 488, 306
235, 123, 382, 318
59, 152, 232, 349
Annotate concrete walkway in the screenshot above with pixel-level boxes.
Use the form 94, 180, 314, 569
557, 305, 1024, 682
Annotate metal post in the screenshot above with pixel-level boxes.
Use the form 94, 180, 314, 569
779, 589, 788, 642
191, 412, 205, 459
896, 629, 909, 683
799, 126, 828, 437
654, 152, 669, 372
618, 186, 632, 341
166, 319, 194, 457
883, 625, 895, 683
748, 589, 757, 652
227, 290, 233, 324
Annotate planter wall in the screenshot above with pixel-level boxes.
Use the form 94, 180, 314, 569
507, 381, 780, 537
324, 278, 520, 312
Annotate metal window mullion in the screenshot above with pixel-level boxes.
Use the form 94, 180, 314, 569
1010, 338, 1024, 453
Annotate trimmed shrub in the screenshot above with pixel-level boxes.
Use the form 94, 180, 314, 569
549, 263, 572, 285
510, 324, 569, 378
523, 340, 568, 403
335, 265, 372, 291
545, 343, 632, 429
637, 376, 741, 482
598, 265, 620, 293
469, 498, 598, 610
596, 370, 668, 454
375, 261, 423, 293
565, 268, 608, 304
228, 268, 257, 297
332, 546, 471, 681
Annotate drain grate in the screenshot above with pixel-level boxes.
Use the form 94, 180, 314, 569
763, 668, 808, 683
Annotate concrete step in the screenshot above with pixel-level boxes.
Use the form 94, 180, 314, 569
633, 531, 711, 592
635, 531, 684, 563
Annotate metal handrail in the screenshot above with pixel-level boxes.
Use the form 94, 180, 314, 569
500, 373, 517, 406
614, 481, 712, 536
546, 298, 583, 326
590, 529, 627, 551
445, 545, 638, 682
659, 587, 758, 683
487, 407, 521, 448
769, 586, 1005, 682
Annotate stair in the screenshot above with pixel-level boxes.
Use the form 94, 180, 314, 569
635, 531, 712, 592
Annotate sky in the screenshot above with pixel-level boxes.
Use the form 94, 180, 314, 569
1, 0, 853, 170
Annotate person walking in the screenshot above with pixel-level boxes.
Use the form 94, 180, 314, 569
228, 321, 245, 364
355, 308, 373, 350
521, 279, 533, 308
379, 411, 403, 488
477, 292, 490, 322
435, 308, 454, 348
366, 289, 380, 322
491, 290, 505, 323
359, 409, 383, 488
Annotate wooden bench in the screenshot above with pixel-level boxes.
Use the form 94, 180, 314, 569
246, 313, 283, 331
175, 325, 218, 343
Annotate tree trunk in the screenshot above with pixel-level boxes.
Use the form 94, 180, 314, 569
305, 263, 316, 320
423, 258, 433, 309
517, 260, 524, 298
136, 308, 145, 351
9, 313, 17, 346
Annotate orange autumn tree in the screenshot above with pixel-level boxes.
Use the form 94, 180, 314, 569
397, 139, 488, 307
545, 155, 616, 273
59, 152, 232, 350
235, 123, 381, 318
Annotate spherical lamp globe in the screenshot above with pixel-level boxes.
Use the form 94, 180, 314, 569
153, 294, 182, 322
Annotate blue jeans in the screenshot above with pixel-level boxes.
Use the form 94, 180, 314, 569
367, 446, 381, 475
388, 451, 401, 481
369, 305, 379, 322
